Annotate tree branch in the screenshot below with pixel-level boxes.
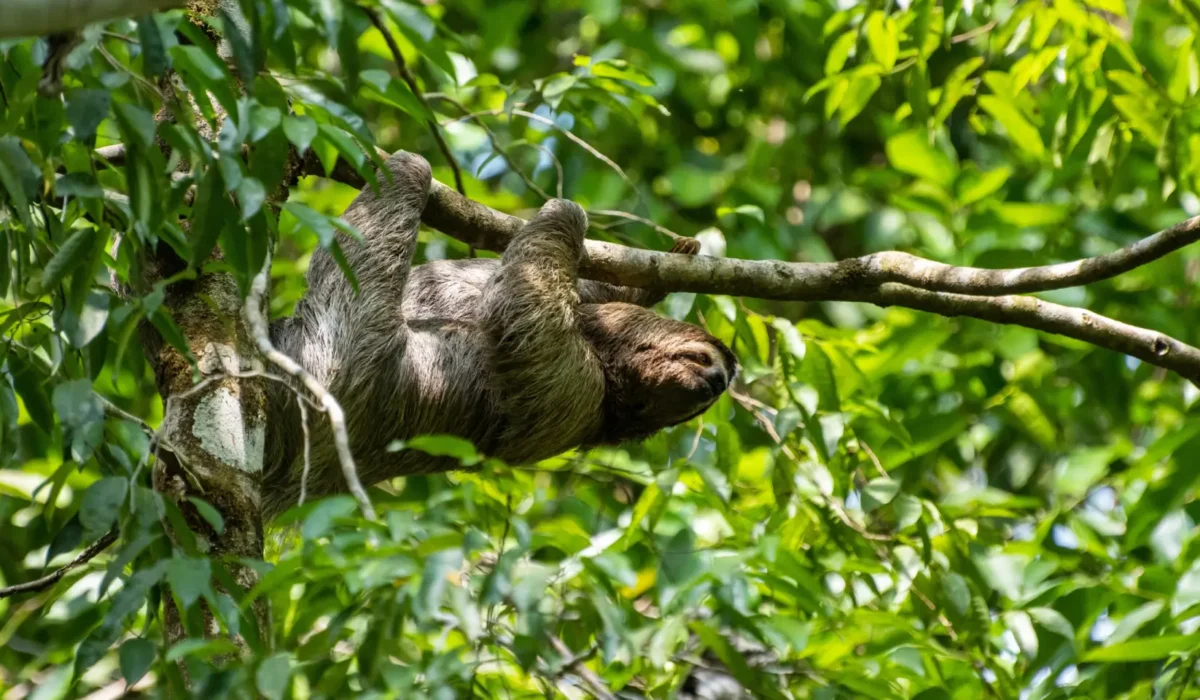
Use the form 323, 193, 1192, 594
0, 0, 182, 39
547, 635, 617, 700
424, 180, 1200, 297
362, 7, 466, 196
855, 284, 1200, 385
861, 215, 1200, 295
420, 180, 1200, 384
0, 528, 118, 599
244, 255, 377, 520
90, 143, 1200, 384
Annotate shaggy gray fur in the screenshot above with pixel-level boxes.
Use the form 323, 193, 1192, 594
262, 152, 736, 518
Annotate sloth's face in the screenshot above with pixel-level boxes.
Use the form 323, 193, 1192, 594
579, 303, 738, 444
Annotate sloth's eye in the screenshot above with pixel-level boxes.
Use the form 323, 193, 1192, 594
676, 350, 713, 367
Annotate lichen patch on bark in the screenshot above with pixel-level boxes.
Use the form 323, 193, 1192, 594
193, 385, 266, 473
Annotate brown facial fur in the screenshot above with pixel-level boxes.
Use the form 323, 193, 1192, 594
579, 303, 738, 446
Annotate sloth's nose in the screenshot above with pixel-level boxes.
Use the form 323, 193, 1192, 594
701, 365, 728, 395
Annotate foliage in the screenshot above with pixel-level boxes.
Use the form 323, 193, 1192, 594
3, 0, 1200, 698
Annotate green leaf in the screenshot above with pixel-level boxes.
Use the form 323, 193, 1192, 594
28, 667, 71, 700
994, 202, 1070, 228
79, 476, 128, 541
248, 107, 281, 143
283, 115, 318, 154
692, 622, 788, 700
256, 653, 292, 700
592, 60, 655, 86
1028, 606, 1075, 640
237, 177, 267, 220
865, 12, 898, 71
166, 637, 240, 662
221, 6, 256, 90
136, 14, 168, 77
148, 307, 197, 367
360, 69, 433, 120
893, 493, 922, 530
772, 318, 806, 360
8, 352, 54, 433
65, 89, 111, 141
839, 73, 881, 124
396, 434, 481, 465
943, 573, 972, 616
187, 497, 226, 534
53, 379, 105, 462
301, 495, 357, 539
1083, 634, 1200, 662
1169, 36, 1195, 105
0, 136, 35, 231
759, 616, 810, 655
35, 227, 99, 296
119, 638, 156, 686
659, 526, 702, 586
956, 166, 1011, 205
621, 469, 677, 547
825, 31, 856, 75
978, 95, 1045, 159
862, 477, 900, 511
416, 549, 462, 620
190, 168, 232, 267
166, 556, 213, 609
283, 201, 337, 248
1005, 610, 1038, 658
717, 204, 765, 223
1106, 600, 1165, 645
886, 130, 956, 188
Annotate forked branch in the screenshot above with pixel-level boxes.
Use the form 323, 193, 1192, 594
420, 179, 1200, 385
89, 143, 1200, 384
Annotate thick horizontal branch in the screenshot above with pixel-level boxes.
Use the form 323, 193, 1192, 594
88, 144, 1200, 383
0, 0, 182, 39
425, 181, 1200, 297
421, 181, 1200, 384
864, 215, 1200, 295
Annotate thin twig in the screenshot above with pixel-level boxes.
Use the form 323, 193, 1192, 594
296, 394, 312, 507
857, 282, 1200, 386
587, 208, 683, 241
951, 20, 998, 44
244, 254, 376, 520
547, 635, 617, 700
426, 93, 552, 200
364, 6, 465, 195
514, 141, 564, 200
511, 108, 649, 215
100, 396, 154, 435
856, 438, 887, 478
0, 528, 118, 599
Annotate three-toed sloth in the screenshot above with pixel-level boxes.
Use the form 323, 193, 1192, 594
262, 152, 737, 517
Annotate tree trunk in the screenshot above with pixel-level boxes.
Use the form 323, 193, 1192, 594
140, 0, 269, 649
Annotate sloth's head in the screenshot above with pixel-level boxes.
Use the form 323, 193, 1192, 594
579, 302, 738, 444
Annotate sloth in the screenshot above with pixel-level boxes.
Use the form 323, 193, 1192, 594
261, 152, 737, 517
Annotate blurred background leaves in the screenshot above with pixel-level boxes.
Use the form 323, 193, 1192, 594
4, 0, 1200, 697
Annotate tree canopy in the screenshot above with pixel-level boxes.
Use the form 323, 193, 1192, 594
3, 0, 1200, 698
